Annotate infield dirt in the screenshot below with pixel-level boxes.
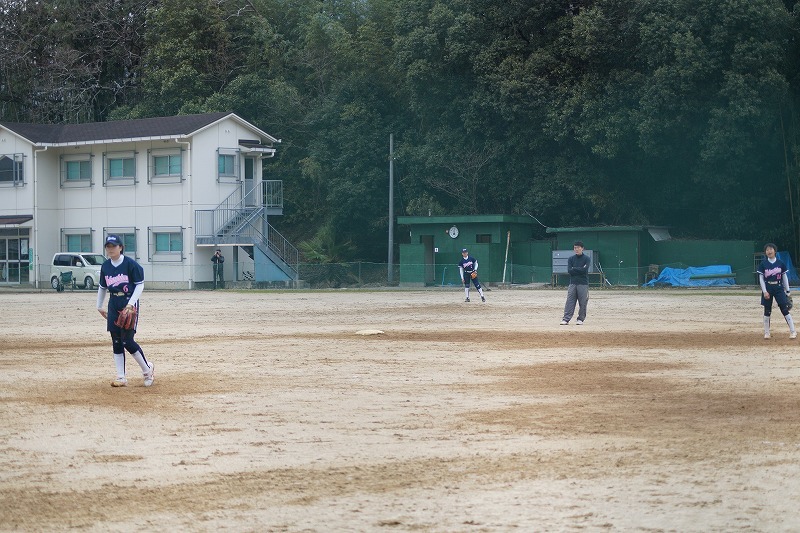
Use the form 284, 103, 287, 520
1, 288, 799, 531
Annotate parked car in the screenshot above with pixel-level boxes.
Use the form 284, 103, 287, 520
50, 252, 106, 290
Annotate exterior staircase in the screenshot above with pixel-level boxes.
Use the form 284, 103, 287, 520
195, 180, 299, 281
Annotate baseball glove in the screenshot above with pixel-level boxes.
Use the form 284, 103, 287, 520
470, 271, 477, 279
787, 293, 793, 311
114, 306, 137, 329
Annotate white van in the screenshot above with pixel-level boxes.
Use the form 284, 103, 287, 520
50, 252, 105, 290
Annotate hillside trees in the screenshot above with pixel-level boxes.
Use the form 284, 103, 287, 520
0, 0, 156, 122
1, 0, 800, 258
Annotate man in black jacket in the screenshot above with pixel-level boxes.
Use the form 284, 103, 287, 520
560, 241, 590, 325
211, 249, 225, 289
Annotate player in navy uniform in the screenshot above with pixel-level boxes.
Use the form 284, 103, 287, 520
458, 248, 486, 302
757, 243, 796, 340
96, 234, 155, 386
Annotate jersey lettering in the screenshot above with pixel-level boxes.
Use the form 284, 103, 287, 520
105, 273, 131, 287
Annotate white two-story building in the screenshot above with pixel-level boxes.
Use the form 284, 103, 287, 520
0, 112, 298, 288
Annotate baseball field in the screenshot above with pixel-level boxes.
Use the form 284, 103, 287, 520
1, 287, 799, 531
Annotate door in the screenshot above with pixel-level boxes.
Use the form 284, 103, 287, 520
420, 235, 434, 285
244, 157, 256, 207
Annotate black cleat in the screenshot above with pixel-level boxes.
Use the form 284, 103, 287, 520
465, 297, 470, 302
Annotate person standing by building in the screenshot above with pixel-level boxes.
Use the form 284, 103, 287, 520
97, 234, 154, 387
560, 241, 590, 325
757, 242, 797, 339
211, 249, 225, 289
458, 248, 486, 303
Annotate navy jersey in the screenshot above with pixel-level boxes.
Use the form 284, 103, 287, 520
458, 255, 477, 273
757, 257, 787, 284
100, 255, 144, 295
567, 253, 591, 285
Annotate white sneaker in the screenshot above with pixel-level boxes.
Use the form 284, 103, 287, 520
111, 377, 128, 387
560, 320, 568, 325
576, 320, 584, 325
764, 332, 771, 340
791, 331, 797, 340
143, 363, 155, 387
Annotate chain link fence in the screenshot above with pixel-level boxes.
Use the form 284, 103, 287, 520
12, 260, 761, 290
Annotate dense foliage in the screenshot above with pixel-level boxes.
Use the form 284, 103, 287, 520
2, 0, 800, 260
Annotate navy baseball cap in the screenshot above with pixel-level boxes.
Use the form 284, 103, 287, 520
461, 248, 468, 253
105, 234, 122, 246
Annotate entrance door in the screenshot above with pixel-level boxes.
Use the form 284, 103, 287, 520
0, 234, 29, 284
244, 157, 256, 207
420, 235, 435, 285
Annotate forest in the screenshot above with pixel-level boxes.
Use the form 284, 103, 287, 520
1, 0, 799, 261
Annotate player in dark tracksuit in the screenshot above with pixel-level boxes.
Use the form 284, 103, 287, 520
96, 234, 154, 387
458, 248, 486, 302
561, 241, 590, 325
757, 243, 796, 340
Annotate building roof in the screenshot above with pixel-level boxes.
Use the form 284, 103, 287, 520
0, 112, 280, 146
545, 225, 668, 234
397, 214, 537, 225
0, 215, 33, 225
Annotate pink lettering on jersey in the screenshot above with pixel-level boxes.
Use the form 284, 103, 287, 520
105, 273, 130, 286
764, 267, 783, 278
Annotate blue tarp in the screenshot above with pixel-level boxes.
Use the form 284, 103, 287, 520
643, 265, 735, 287
777, 252, 800, 284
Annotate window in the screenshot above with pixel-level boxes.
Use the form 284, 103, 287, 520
156, 232, 182, 252
104, 151, 137, 185
148, 149, 183, 183
0, 154, 24, 186
219, 155, 235, 175
60, 154, 93, 187
66, 160, 91, 181
154, 155, 181, 176
104, 227, 138, 258
61, 228, 93, 252
476, 234, 492, 244
217, 148, 240, 182
149, 226, 184, 261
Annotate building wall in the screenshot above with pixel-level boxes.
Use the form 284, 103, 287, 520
2, 116, 272, 287
399, 244, 425, 285
556, 231, 642, 285
649, 239, 757, 285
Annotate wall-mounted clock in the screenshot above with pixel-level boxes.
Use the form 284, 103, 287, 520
448, 225, 459, 239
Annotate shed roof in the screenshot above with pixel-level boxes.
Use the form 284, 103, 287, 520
0, 214, 33, 225
397, 215, 537, 225
546, 225, 668, 234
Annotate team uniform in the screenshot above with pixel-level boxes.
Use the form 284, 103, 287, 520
458, 250, 485, 302
96, 237, 154, 386
757, 255, 796, 339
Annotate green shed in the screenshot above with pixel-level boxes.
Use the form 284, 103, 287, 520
397, 215, 544, 286
546, 226, 757, 286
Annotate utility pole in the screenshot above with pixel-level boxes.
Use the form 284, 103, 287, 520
388, 133, 394, 284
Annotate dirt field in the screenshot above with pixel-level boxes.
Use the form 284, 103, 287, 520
1, 287, 800, 531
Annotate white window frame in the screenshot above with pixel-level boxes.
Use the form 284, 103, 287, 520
148, 148, 184, 184
103, 151, 137, 186
217, 148, 240, 183
0, 153, 25, 187
148, 226, 184, 262
60, 228, 94, 252
60, 154, 93, 188
104, 227, 139, 259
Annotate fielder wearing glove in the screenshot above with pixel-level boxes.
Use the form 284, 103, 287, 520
458, 248, 486, 303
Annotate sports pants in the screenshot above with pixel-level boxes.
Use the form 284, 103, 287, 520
563, 284, 589, 322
